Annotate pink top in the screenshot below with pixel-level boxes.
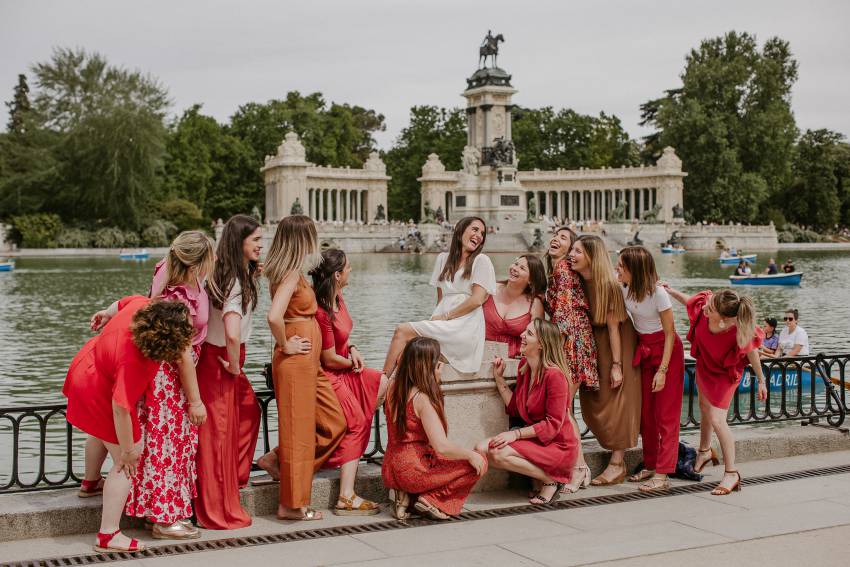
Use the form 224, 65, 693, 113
150, 259, 209, 346
483, 295, 532, 358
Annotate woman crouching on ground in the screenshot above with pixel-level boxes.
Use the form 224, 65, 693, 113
310, 249, 389, 515
476, 318, 578, 504
664, 285, 767, 495
64, 297, 194, 553
382, 337, 487, 520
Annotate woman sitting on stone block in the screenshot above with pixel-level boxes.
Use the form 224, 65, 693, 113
382, 337, 487, 520
483, 254, 546, 359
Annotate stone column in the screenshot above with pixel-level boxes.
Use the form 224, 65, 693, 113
335, 190, 341, 222
602, 190, 607, 221
637, 189, 643, 219
545, 191, 551, 219
355, 191, 361, 223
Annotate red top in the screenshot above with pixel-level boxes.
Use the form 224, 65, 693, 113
63, 296, 159, 444
506, 361, 577, 483
483, 295, 532, 358
315, 296, 354, 358
686, 291, 763, 408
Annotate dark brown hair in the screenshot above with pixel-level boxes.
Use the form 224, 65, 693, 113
438, 216, 487, 282
309, 248, 347, 321
619, 246, 659, 302
516, 254, 547, 299
387, 337, 447, 438
545, 226, 578, 276
208, 214, 260, 314
131, 300, 194, 362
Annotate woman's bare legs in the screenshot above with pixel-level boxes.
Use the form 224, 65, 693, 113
706, 403, 739, 491
84, 435, 109, 482
561, 381, 587, 492
99, 441, 141, 548
695, 393, 714, 471
482, 444, 558, 501
382, 323, 418, 376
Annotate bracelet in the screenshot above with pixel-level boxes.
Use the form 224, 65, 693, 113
188, 401, 204, 408
612, 361, 622, 367
515, 429, 522, 440
658, 365, 668, 373
349, 344, 358, 352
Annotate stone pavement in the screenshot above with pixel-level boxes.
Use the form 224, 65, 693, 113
2, 450, 848, 566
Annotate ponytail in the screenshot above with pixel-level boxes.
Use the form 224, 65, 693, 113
735, 295, 756, 347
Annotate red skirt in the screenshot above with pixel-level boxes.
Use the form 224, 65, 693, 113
194, 343, 261, 530
323, 367, 382, 469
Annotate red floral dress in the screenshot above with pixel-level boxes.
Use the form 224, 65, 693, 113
545, 258, 599, 389
125, 262, 209, 524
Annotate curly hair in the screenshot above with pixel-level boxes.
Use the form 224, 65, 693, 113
131, 300, 194, 362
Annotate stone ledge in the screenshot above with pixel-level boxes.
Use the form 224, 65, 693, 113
1, 423, 846, 542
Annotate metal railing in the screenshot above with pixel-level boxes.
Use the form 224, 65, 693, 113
1, 354, 846, 494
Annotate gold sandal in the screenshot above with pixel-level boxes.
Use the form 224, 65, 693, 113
277, 508, 323, 521
413, 497, 449, 520
391, 489, 411, 520
638, 477, 670, 493
628, 469, 655, 483
334, 494, 380, 516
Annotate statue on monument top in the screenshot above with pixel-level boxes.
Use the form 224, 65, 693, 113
479, 30, 505, 69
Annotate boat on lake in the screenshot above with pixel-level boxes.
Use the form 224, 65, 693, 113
719, 254, 757, 265
118, 249, 150, 260
0, 259, 14, 272
729, 272, 803, 286
661, 246, 686, 254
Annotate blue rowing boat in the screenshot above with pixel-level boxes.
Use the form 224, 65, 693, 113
0, 260, 14, 272
661, 246, 686, 254
119, 250, 150, 260
719, 254, 757, 265
729, 272, 803, 286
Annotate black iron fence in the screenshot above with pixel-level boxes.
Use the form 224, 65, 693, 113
1, 353, 846, 494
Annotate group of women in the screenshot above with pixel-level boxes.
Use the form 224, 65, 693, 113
62, 213, 768, 553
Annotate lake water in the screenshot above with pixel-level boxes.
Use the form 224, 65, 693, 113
1, 250, 849, 407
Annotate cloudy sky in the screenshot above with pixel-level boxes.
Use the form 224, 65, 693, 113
2, 0, 848, 149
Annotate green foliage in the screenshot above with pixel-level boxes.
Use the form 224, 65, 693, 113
10, 212, 62, 248
157, 198, 204, 232
57, 228, 94, 248
141, 219, 178, 247
777, 223, 826, 243
6, 74, 31, 135
384, 106, 467, 221
641, 32, 798, 223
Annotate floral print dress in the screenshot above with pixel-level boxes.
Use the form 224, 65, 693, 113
545, 258, 599, 390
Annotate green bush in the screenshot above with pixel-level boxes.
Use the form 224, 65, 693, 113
779, 223, 827, 243
93, 227, 126, 248
141, 220, 178, 247
10, 213, 63, 248
158, 199, 204, 232
57, 228, 94, 248
122, 231, 140, 247
777, 231, 795, 243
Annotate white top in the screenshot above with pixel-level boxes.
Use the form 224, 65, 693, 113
205, 279, 254, 347
621, 283, 672, 335
410, 252, 497, 373
778, 325, 809, 356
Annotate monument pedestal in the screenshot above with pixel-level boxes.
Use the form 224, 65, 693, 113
440, 341, 519, 491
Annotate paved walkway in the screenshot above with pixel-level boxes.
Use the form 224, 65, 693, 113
2, 450, 848, 566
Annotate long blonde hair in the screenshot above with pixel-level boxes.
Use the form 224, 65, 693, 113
264, 215, 321, 289
522, 318, 572, 386
713, 289, 757, 347
153, 230, 216, 297
577, 235, 627, 324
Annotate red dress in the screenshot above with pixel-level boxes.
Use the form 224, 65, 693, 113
483, 295, 531, 358
382, 395, 484, 516
546, 258, 599, 389
686, 291, 763, 409
316, 297, 382, 468
63, 296, 158, 444
506, 362, 578, 483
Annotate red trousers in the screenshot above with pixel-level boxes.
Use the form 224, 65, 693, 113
195, 343, 261, 529
634, 330, 684, 474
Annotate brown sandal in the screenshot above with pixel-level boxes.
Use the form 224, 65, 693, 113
391, 489, 411, 520
413, 497, 450, 520
695, 447, 720, 473
334, 494, 380, 516
591, 462, 626, 486
711, 471, 742, 495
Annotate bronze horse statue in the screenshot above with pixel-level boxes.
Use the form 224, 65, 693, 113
479, 32, 505, 69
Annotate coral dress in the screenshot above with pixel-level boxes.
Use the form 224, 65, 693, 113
316, 296, 382, 468
126, 261, 208, 524
382, 395, 484, 516
546, 258, 598, 389
507, 363, 578, 483
63, 296, 158, 445
687, 291, 763, 410
483, 295, 532, 359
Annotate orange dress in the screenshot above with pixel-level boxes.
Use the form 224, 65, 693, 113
272, 275, 346, 509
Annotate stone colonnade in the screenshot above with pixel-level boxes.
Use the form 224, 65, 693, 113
530, 187, 659, 222
306, 187, 369, 224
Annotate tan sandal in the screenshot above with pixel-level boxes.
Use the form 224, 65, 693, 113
391, 489, 411, 520
277, 507, 323, 521
413, 497, 449, 520
628, 469, 655, 483
591, 462, 626, 486
638, 477, 670, 493
334, 494, 380, 516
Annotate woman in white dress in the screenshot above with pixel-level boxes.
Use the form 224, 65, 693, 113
383, 216, 497, 375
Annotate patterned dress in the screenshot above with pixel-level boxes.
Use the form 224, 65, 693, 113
545, 258, 599, 389
125, 262, 208, 524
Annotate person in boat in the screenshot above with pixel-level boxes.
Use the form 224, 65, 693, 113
719, 249, 730, 259
777, 309, 810, 357
782, 259, 795, 273
759, 317, 780, 358
764, 259, 779, 275
734, 261, 751, 277
729, 246, 738, 257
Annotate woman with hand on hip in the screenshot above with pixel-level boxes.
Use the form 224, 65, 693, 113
309, 249, 389, 516
194, 215, 263, 530
477, 318, 578, 505
383, 216, 496, 376
664, 285, 767, 495
570, 235, 641, 490
484, 254, 547, 359
616, 247, 684, 493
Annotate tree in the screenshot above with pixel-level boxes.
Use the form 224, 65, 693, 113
784, 129, 845, 231
640, 32, 798, 223
6, 74, 31, 135
383, 106, 466, 221
28, 47, 170, 228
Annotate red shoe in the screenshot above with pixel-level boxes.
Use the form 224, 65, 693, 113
78, 477, 105, 498
93, 530, 145, 553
